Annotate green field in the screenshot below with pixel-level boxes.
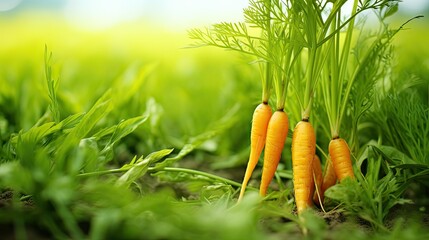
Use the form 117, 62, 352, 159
1, 1, 429, 239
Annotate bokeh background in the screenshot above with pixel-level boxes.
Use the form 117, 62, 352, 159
1, 0, 428, 156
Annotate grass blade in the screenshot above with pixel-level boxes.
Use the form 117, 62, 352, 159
116, 149, 173, 188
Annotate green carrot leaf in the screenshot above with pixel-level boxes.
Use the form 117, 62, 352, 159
44, 45, 61, 123
116, 149, 173, 188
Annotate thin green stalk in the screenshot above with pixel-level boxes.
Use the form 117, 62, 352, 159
313, 39, 330, 86
330, 11, 341, 138
77, 168, 127, 177
275, 74, 286, 110
277, 30, 293, 111
323, 0, 358, 138
262, 62, 272, 104
336, 0, 359, 134
318, 0, 362, 47
262, 0, 272, 104
302, 44, 317, 120
44, 45, 60, 124
156, 167, 243, 188
302, 3, 315, 118
324, 13, 340, 137
318, 33, 334, 137
78, 167, 243, 188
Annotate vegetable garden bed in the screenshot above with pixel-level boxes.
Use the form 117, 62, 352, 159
1, 1, 428, 239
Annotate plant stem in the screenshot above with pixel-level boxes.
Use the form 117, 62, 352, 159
78, 167, 242, 188
330, 11, 340, 138
302, 39, 317, 120
262, 63, 272, 104
262, 0, 272, 104
336, 0, 359, 135
77, 168, 128, 177
154, 167, 243, 188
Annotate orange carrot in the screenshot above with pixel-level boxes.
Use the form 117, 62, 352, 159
319, 157, 337, 203
259, 110, 289, 196
238, 103, 272, 201
329, 137, 354, 181
291, 120, 316, 214
312, 155, 323, 206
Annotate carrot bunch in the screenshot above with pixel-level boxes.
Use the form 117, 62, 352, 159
287, 0, 357, 213
238, 73, 292, 200
237, 0, 295, 201
308, 1, 361, 207
190, 0, 363, 214
237, 0, 352, 213
286, 0, 325, 213
236, 0, 361, 215
321, 0, 359, 187
238, 103, 290, 201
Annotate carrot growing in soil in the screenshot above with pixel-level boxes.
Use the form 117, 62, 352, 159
187, 0, 278, 200
329, 137, 354, 181
316, 157, 337, 205
312, 155, 323, 206
322, 1, 413, 185
238, 102, 272, 201
320, 0, 360, 184
258, 0, 303, 197
291, 120, 316, 212
259, 109, 289, 196
237, 0, 276, 201
289, 0, 328, 214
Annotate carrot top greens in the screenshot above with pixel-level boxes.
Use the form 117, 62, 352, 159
189, 0, 307, 110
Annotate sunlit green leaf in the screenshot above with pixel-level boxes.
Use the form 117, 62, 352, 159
116, 149, 173, 188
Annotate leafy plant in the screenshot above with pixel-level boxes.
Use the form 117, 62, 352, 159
325, 142, 412, 230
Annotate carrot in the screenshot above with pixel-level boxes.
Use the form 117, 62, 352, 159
259, 110, 289, 196
329, 137, 354, 181
319, 157, 337, 203
312, 155, 323, 206
291, 120, 316, 214
238, 102, 272, 201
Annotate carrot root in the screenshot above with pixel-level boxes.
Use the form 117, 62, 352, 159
238, 103, 272, 202
291, 120, 316, 214
319, 156, 337, 204
312, 155, 323, 206
259, 110, 289, 197
329, 138, 354, 181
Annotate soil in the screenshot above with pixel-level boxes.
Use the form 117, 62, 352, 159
0, 190, 51, 240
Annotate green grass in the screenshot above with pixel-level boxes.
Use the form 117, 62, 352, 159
1, 4, 429, 240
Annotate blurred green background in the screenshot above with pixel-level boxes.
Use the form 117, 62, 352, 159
1, 0, 428, 160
